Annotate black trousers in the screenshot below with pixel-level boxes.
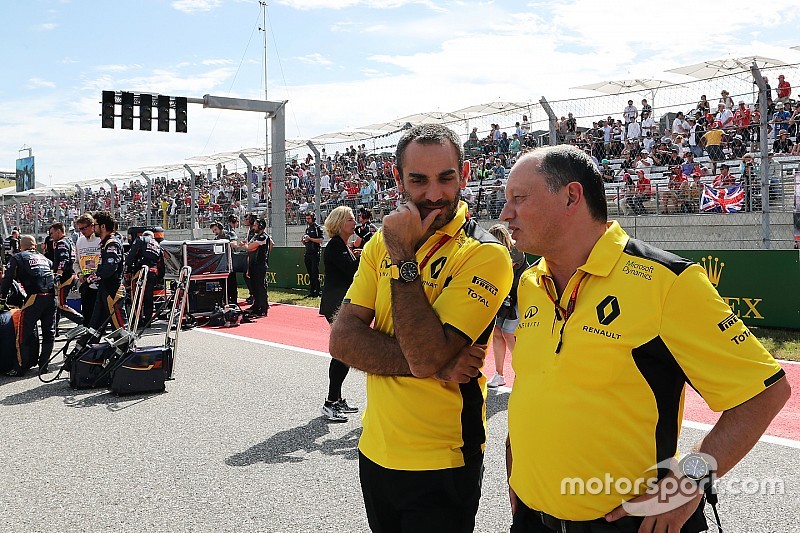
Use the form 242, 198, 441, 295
18, 293, 56, 370
89, 284, 127, 336
510, 497, 708, 533
359, 451, 484, 533
227, 272, 239, 304
79, 284, 98, 327
304, 253, 320, 295
248, 267, 269, 314
324, 313, 350, 401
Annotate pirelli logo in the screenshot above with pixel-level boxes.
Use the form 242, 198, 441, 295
471, 276, 498, 296
718, 312, 740, 332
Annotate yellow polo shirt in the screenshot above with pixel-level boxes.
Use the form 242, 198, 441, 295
509, 221, 784, 520
345, 202, 513, 470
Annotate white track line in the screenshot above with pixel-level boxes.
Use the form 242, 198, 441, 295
198, 328, 800, 449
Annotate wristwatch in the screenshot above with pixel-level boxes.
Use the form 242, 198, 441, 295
678, 453, 714, 489
390, 260, 419, 282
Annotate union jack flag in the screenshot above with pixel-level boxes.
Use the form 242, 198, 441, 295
700, 184, 745, 213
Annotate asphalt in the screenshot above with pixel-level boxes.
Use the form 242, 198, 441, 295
0, 326, 797, 532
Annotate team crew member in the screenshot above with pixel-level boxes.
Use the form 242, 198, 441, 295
49, 222, 83, 325
88, 211, 127, 335
353, 207, 377, 249
3, 228, 20, 266
330, 124, 513, 532
125, 230, 164, 328
500, 146, 791, 532
302, 212, 324, 297
319, 206, 361, 422
245, 218, 273, 317
0, 235, 56, 375
241, 213, 257, 304
74, 214, 101, 327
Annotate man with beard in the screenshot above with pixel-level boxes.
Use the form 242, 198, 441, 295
330, 124, 513, 532
88, 211, 126, 335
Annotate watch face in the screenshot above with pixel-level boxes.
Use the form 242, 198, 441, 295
682, 455, 709, 481
399, 261, 419, 282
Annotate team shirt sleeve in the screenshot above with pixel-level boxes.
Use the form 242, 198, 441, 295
660, 264, 784, 412
433, 243, 513, 344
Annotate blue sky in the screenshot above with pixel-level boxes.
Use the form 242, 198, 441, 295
2, 0, 800, 185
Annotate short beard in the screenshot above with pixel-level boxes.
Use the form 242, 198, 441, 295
404, 189, 461, 231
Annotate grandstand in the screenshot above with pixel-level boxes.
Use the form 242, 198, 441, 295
2, 59, 800, 250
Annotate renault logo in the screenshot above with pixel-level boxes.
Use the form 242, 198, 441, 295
596, 296, 620, 325
430, 257, 447, 279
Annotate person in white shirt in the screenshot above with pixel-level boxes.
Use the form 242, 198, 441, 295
623, 100, 638, 123
626, 121, 641, 144
640, 110, 655, 138
716, 102, 734, 130
73, 213, 101, 327
672, 112, 690, 138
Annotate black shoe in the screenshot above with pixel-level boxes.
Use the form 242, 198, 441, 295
245, 297, 254, 305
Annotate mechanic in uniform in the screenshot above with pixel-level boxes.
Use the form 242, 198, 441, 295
245, 218, 273, 317
500, 145, 791, 532
330, 124, 513, 531
88, 211, 127, 335
49, 222, 83, 325
353, 207, 377, 250
0, 235, 56, 374
302, 212, 324, 297
125, 230, 164, 328
3, 228, 20, 266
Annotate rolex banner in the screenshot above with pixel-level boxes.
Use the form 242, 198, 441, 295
679, 250, 800, 329
262, 247, 800, 329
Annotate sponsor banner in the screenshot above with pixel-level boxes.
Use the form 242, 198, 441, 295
678, 250, 800, 329
259, 248, 800, 329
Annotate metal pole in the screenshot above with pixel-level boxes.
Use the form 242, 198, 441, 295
141, 172, 152, 227
539, 96, 558, 146
183, 165, 199, 238
13, 198, 22, 230
751, 63, 770, 249
306, 141, 321, 221
239, 154, 254, 213
271, 101, 287, 246
104, 179, 115, 218
75, 185, 84, 214
260, 1, 269, 174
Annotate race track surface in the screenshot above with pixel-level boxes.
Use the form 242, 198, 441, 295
0, 303, 796, 532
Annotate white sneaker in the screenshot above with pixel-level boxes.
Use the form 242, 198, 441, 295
487, 373, 505, 388
322, 403, 348, 422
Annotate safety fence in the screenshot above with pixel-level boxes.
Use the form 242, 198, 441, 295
3, 63, 800, 249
